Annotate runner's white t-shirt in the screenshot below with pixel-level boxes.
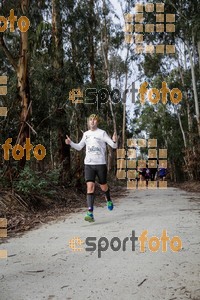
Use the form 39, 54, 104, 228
70, 128, 117, 165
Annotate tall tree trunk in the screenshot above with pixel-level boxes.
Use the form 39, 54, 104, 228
75, 110, 83, 189
197, 40, 200, 72
177, 58, 191, 145
52, 0, 63, 70
52, 0, 70, 183
49, 128, 54, 169
177, 111, 187, 148
101, 0, 117, 135
177, 46, 194, 180
17, 7, 30, 169
88, 0, 96, 84
122, 47, 129, 148
100, 0, 117, 172
186, 39, 200, 137
0, 0, 31, 171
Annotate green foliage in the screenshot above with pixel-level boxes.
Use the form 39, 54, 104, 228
13, 165, 61, 195
45, 168, 60, 186
13, 166, 48, 194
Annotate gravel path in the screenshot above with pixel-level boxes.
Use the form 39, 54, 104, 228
0, 187, 200, 300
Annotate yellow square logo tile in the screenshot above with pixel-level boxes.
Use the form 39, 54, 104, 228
135, 34, 143, 43
148, 160, 157, 168
148, 181, 157, 189
127, 170, 137, 179
127, 160, 136, 169
156, 24, 164, 32
125, 35, 133, 43
166, 45, 175, 54
159, 181, 168, 189
145, 3, 154, 12
156, 45, 165, 53
135, 45, 144, 53
148, 139, 157, 147
124, 24, 134, 32
127, 181, 136, 189
127, 139, 137, 147
166, 24, 175, 32
138, 160, 146, 168
166, 14, 175, 22
148, 149, 157, 158
135, 3, 143, 12
156, 14, 164, 22
138, 139, 146, 147
138, 181, 146, 189
124, 13, 134, 22
117, 159, 126, 169
159, 149, 167, 158
127, 149, 136, 159
0, 250, 7, 259
145, 24, 154, 32
117, 149, 126, 159
159, 160, 167, 168
145, 45, 155, 54
116, 170, 126, 179
135, 24, 143, 32
156, 3, 165, 12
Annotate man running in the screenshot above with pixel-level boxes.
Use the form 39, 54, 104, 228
65, 114, 117, 222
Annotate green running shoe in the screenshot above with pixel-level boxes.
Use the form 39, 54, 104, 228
84, 211, 95, 222
107, 200, 113, 211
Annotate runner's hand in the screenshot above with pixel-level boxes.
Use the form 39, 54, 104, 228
65, 135, 71, 145
112, 132, 117, 142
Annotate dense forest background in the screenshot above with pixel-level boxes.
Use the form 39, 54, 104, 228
0, 0, 200, 199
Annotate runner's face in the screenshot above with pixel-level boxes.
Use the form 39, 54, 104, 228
89, 117, 98, 130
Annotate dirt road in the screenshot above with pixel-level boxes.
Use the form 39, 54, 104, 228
0, 187, 200, 300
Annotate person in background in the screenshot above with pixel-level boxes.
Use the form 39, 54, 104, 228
158, 162, 167, 181
145, 166, 151, 186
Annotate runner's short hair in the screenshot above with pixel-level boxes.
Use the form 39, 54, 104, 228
88, 114, 99, 122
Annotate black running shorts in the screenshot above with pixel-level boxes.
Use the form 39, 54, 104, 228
84, 164, 107, 184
